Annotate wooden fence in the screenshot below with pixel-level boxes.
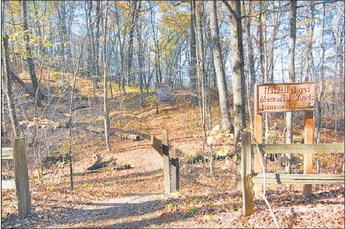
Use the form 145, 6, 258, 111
241, 131, 344, 216
2, 138, 31, 219
151, 130, 179, 194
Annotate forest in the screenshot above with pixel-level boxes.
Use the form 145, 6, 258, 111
1, 1, 345, 228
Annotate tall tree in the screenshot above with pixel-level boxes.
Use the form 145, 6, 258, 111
22, 1, 44, 104
95, 1, 101, 77
223, 0, 247, 142
306, 1, 316, 82
189, 0, 198, 106
85, 1, 94, 77
195, 0, 208, 137
258, 1, 266, 83
136, 1, 145, 108
149, 2, 162, 84
316, 2, 326, 143
103, 2, 111, 151
285, 0, 297, 173
125, 1, 139, 88
2, 35, 20, 138
243, 1, 256, 95
207, 0, 231, 131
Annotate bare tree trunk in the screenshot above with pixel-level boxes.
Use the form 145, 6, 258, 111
195, 0, 210, 173
136, 1, 145, 108
258, 1, 266, 83
148, 2, 162, 84
22, 1, 43, 104
224, 0, 246, 142
8, 70, 35, 97
86, 1, 93, 77
95, 1, 101, 77
316, 2, 326, 143
114, 3, 126, 94
125, 1, 138, 87
2, 35, 20, 138
285, 0, 297, 174
257, 2, 271, 145
243, 1, 256, 95
207, 0, 231, 131
66, 19, 92, 190
265, 3, 280, 144
267, 5, 280, 83
103, 3, 111, 151
333, 9, 344, 132
306, 2, 316, 82
190, 0, 198, 106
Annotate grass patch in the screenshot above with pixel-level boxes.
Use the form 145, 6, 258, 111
166, 203, 176, 211
189, 195, 201, 200
204, 213, 214, 222
189, 206, 197, 212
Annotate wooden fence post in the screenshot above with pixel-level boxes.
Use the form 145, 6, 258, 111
254, 84, 263, 197
241, 131, 254, 216
303, 111, 314, 197
170, 148, 179, 192
13, 138, 31, 219
162, 130, 171, 194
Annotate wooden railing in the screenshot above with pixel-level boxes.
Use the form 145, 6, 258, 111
2, 138, 31, 219
241, 131, 344, 216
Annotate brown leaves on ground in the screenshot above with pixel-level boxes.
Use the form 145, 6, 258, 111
1, 74, 344, 228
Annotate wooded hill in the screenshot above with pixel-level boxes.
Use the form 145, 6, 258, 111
1, 1, 345, 228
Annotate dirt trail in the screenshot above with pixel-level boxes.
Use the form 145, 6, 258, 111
2, 136, 173, 228
54, 194, 166, 228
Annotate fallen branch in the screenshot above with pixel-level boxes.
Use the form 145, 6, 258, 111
87, 154, 117, 170
87, 153, 105, 170
72, 105, 89, 111
86, 126, 113, 134
114, 132, 141, 141
87, 126, 140, 141
10, 70, 36, 97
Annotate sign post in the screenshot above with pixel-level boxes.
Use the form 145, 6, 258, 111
303, 111, 314, 197
254, 82, 315, 197
151, 130, 180, 194
155, 82, 173, 114
254, 85, 263, 196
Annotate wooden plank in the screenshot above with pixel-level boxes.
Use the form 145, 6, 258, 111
304, 111, 314, 197
2, 179, 16, 190
2, 148, 13, 160
241, 131, 254, 216
150, 136, 163, 156
254, 84, 263, 197
252, 173, 344, 185
13, 138, 31, 219
252, 178, 344, 185
162, 130, 171, 194
253, 173, 345, 180
251, 144, 344, 154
